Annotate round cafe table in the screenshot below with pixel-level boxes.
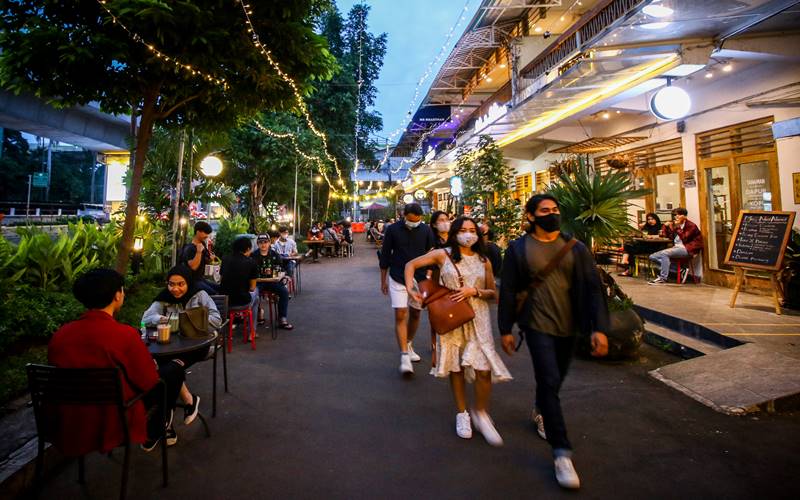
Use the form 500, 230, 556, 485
144, 329, 220, 418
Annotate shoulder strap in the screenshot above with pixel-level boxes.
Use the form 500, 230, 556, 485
531, 237, 577, 286
444, 249, 465, 287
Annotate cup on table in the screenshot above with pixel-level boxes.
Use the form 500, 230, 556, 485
157, 323, 171, 344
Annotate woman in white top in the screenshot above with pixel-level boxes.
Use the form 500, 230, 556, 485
404, 217, 511, 446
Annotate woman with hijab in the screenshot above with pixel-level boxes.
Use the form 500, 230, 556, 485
619, 213, 664, 276
142, 265, 221, 426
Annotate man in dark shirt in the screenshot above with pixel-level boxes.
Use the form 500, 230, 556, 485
498, 194, 609, 491
379, 203, 434, 375
180, 221, 218, 295
220, 236, 259, 329
252, 234, 293, 330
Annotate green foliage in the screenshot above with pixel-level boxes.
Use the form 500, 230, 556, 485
0, 346, 47, 405
214, 215, 251, 258
117, 281, 162, 328
545, 157, 650, 249
455, 135, 520, 244
0, 286, 84, 352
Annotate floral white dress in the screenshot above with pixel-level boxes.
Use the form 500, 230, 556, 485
430, 250, 512, 383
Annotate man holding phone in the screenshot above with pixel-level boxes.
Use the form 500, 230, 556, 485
498, 194, 609, 490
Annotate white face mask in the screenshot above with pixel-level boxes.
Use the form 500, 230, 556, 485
405, 220, 421, 229
456, 232, 478, 248
435, 221, 451, 233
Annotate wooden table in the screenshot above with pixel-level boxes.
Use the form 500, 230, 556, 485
144, 329, 221, 418
306, 239, 325, 262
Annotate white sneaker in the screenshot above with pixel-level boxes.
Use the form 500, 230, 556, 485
399, 354, 414, 375
554, 456, 580, 489
455, 411, 472, 439
407, 342, 421, 362
471, 410, 503, 447
531, 408, 546, 440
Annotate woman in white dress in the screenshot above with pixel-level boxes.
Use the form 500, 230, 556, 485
404, 217, 512, 446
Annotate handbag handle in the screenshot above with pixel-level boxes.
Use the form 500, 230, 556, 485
444, 250, 466, 288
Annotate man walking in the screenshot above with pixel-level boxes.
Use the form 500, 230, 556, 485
498, 194, 609, 489
648, 207, 703, 284
379, 203, 434, 376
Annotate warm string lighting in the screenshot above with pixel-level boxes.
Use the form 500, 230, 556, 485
252, 121, 345, 195
95, 0, 227, 88
371, 0, 473, 171
237, 0, 344, 181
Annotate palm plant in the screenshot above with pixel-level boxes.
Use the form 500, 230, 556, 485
546, 156, 650, 250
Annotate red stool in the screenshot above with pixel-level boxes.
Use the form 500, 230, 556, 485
671, 256, 696, 284
259, 290, 280, 340
227, 305, 255, 351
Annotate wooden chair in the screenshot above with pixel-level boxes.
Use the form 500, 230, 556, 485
26, 364, 168, 500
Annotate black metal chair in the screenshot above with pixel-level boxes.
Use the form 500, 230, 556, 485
210, 294, 230, 418
26, 364, 168, 500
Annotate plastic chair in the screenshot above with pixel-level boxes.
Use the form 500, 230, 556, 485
26, 364, 168, 500
671, 256, 697, 284
227, 304, 255, 351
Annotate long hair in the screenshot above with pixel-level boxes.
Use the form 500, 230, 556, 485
429, 210, 448, 228
446, 216, 487, 263
645, 212, 662, 230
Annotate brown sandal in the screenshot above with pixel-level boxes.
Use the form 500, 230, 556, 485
278, 321, 294, 330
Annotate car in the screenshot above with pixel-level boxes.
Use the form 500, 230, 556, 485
77, 203, 110, 223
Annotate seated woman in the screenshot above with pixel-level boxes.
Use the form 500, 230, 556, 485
49, 268, 186, 453
142, 265, 222, 426
370, 220, 385, 243
618, 212, 664, 276
323, 221, 342, 256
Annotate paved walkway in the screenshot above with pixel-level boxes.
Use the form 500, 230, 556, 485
36, 239, 800, 499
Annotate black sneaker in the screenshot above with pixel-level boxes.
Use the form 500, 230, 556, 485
165, 427, 178, 447
183, 394, 200, 425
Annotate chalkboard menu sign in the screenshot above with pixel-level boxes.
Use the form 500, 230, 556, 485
724, 211, 796, 271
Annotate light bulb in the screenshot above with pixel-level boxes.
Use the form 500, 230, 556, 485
200, 155, 223, 177
723, 63, 733, 72
650, 86, 691, 120
642, 5, 673, 18
705, 71, 713, 78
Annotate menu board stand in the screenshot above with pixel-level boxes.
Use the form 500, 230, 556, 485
724, 210, 796, 315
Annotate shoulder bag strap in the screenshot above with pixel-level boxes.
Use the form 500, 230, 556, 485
531, 238, 577, 288
444, 250, 465, 288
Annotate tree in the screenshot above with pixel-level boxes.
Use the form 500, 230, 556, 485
454, 135, 520, 243
1, 0, 336, 272
0, 130, 38, 202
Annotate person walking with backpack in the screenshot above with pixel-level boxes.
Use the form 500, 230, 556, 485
405, 217, 511, 445
498, 194, 609, 490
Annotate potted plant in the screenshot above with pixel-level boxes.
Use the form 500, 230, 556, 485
779, 228, 800, 310
546, 157, 650, 359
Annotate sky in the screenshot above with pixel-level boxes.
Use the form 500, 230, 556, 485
334, 0, 481, 145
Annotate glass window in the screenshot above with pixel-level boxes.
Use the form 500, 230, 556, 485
654, 172, 680, 222
707, 167, 732, 270
738, 160, 772, 211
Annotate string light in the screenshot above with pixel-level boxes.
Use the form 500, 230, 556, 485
95, 1, 226, 88
237, 0, 344, 181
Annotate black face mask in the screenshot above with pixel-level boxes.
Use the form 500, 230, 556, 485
533, 213, 561, 233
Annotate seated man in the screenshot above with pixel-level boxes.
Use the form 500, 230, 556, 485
648, 207, 704, 284
323, 221, 342, 256
273, 226, 298, 277
220, 236, 259, 331
48, 269, 185, 453
253, 234, 294, 330
180, 220, 218, 295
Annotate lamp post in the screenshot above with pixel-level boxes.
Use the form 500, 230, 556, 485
131, 236, 144, 275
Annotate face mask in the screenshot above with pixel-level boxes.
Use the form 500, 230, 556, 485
405, 220, 421, 229
435, 221, 451, 233
280, 236, 287, 241
534, 213, 561, 233
456, 232, 479, 248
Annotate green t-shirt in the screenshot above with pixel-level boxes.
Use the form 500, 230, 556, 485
524, 235, 575, 337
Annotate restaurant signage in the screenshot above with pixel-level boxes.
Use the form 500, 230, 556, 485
724, 211, 796, 271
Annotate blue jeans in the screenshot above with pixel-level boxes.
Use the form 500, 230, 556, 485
649, 246, 689, 280
257, 282, 289, 319
524, 329, 576, 457
281, 258, 296, 278
195, 279, 220, 295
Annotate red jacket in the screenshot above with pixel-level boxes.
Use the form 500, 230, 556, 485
47, 310, 159, 455
663, 219, 704, 256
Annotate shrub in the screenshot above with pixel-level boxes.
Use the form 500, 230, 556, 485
0, 286, 84, 353
213, 214, 250, 258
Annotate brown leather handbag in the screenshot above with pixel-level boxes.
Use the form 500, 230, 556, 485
419, 252, 475, 335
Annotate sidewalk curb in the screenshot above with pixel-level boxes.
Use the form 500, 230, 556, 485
635, 304, 744, 354
0, 438, 62, 500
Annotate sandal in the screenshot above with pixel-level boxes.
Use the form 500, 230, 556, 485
278, 321, 294, 330
618, 269, 632, 277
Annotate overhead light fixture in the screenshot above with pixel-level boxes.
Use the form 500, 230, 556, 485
602, 111, 610, 119
560, 16, 565, 21
723, 63, 733, 72
616, 110, 621, 114
705, 71, 713, 78
486, 77, 492, 82
650, 82, 691, 121
639, 22, 670, 30
499, 63, 506, 68
642, 4, 674, 18
199, 155, 223, 177
534, 26, 543, 33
